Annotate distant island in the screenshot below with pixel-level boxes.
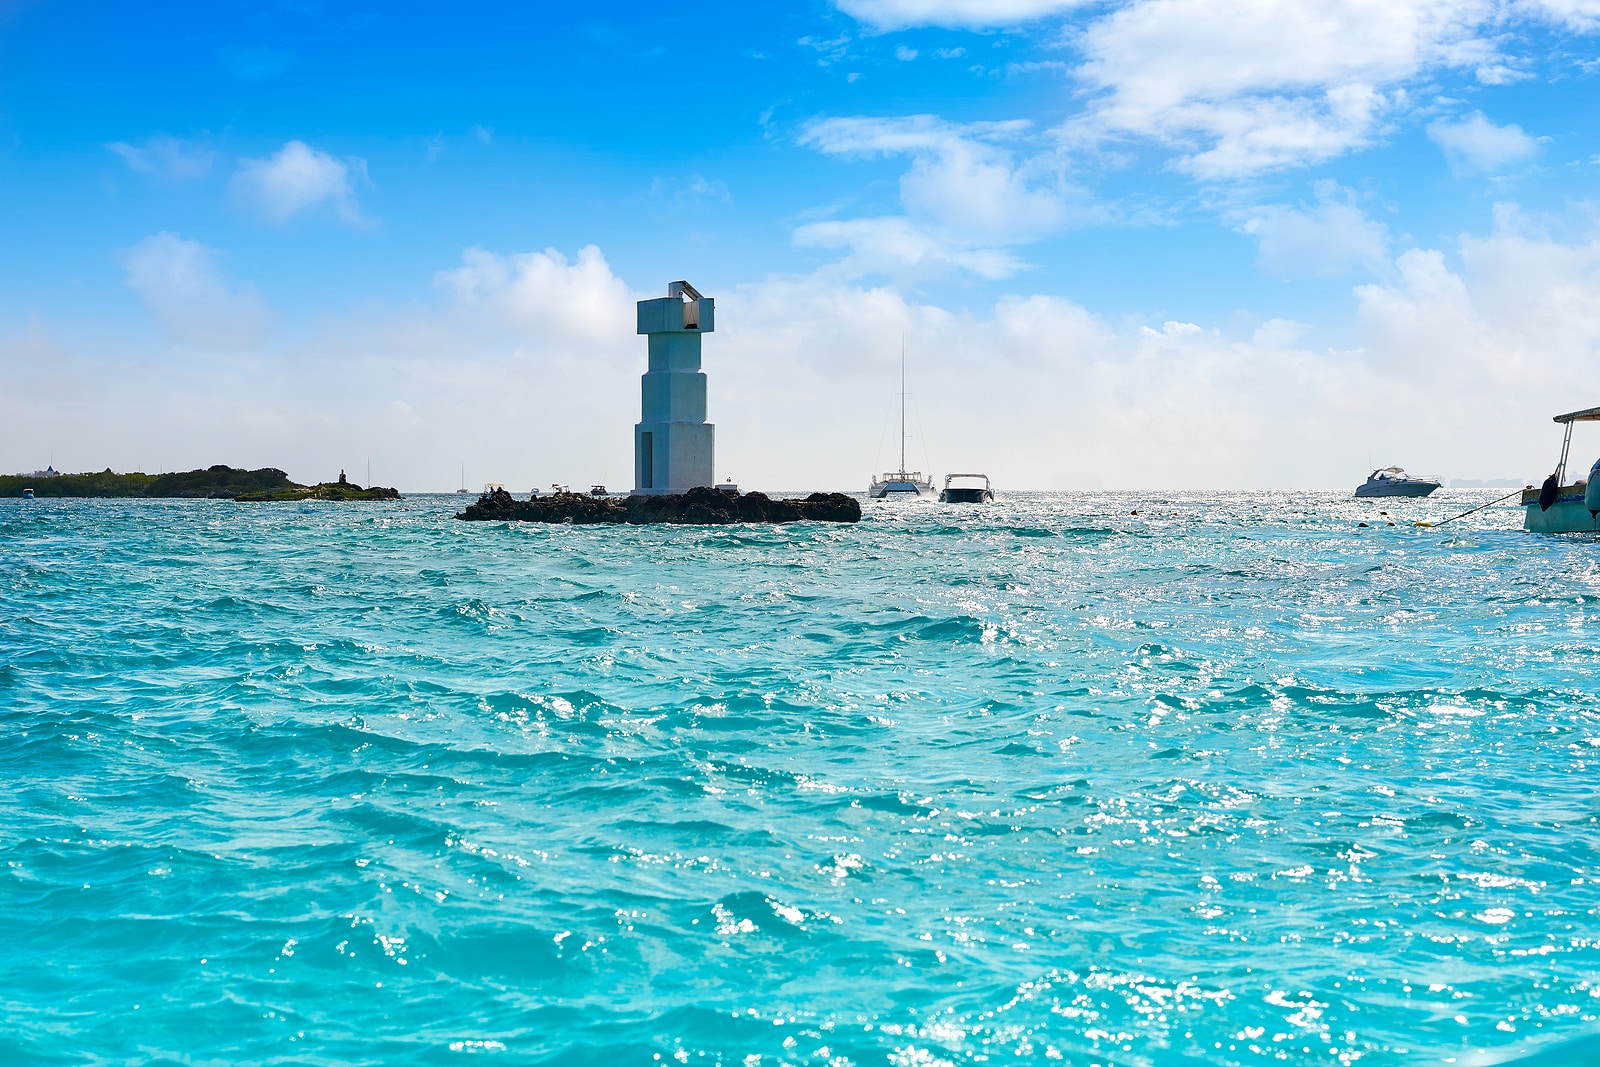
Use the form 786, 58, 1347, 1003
2, 465, 400, 501
236, 471, 401, 502
458, 485, 860, 524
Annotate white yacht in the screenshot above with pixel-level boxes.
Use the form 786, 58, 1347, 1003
868, 341, 932, 499
1355, 467, 1441, 498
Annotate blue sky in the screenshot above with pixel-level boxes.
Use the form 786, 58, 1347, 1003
3, 0, 1600, 489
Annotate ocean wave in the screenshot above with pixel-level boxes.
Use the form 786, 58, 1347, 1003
4, 492, 1598, 1064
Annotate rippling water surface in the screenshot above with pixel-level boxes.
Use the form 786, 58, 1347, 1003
3, 492, 1598, 1066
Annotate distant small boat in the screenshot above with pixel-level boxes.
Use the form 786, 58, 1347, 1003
590, 484, 607, 496
457, 464, 470, 494
551, 483, 570, 494
1524, 404, 1600, 533
22, 488, 34, 499
939, 473, 994, 503
715, 477, 739, 493
1355, 467, 1440, 498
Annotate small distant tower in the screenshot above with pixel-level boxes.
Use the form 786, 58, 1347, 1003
634, 280, 715, 495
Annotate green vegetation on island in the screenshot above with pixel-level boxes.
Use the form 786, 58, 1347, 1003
3, 465, 401, 501
1, 465, 296, 498
235, 475, 402, 502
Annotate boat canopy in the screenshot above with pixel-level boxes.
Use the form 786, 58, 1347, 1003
1545, 405, 1600, 483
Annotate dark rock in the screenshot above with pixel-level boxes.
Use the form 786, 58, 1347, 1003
456, 486, 861, 525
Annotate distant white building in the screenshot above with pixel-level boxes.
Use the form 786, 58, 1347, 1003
633, 281, 715, 495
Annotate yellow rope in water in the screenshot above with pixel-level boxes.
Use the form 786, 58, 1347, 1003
1414, 487, 1525, 528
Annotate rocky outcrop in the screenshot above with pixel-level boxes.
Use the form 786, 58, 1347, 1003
457, 485, 861, 524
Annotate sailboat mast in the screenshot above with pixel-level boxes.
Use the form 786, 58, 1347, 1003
899, 336, 906, 474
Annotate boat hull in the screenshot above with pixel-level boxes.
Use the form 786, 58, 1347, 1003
869, 479, 932, 499
1355, 480, 1439, 498
939, 487, 992, 503
1523, 485, 1600, 533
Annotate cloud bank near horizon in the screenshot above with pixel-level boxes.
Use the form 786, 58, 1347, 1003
6, 205, 1597, 490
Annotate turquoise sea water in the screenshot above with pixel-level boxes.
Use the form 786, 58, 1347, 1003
3, 492, 1598, 1066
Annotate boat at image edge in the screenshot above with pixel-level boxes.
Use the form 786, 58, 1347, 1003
940, 473, 994, 503
1524, 404, 1600, 533
868, 341, 932, 499
1354, 467, 1441, 498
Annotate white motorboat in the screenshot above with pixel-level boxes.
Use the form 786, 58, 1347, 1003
1354, 467, 1441, 498
868, 340, 932, 499
939, 473, 994, 503
1524, 405, 1600, 533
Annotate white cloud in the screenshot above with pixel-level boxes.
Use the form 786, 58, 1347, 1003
231, 141, 365, 224
1238, 183, 1389, 278
1518, 0, 1600, 31
1073, 0, 1496, 178
121, 233, 271, 351
108, 136, 215, 180
1350, 223, 1600, 429
2, 244, 645, 487
836, 0, 1593, 182
836, 0, 1088, 30
797, 115, 1070, 276
895, 45, 919, 61
650, 174, 733, 204
1427, 111, 1542, 174
793, 216, 1027, 278
724, 215, 1600, 489
809, 116, 1065, 241
433, 244, 637, 351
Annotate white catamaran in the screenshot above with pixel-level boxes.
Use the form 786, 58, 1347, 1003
868, 341, 932, 499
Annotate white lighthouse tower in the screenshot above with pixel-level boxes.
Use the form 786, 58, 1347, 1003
633, 281, 715, 494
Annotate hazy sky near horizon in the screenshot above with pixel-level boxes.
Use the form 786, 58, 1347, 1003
3, 0, 1600, 490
